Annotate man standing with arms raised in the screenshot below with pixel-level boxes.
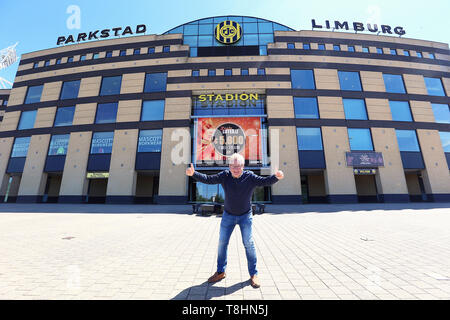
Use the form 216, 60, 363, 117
186, 153, 284, 288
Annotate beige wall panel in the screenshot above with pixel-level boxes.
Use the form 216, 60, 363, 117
6, 86, 27, 106
317, 96, 344, 119
0, 111, 20, 132
107, 129, 138, 196
117, 100, 141, 123
120, 72, 145, 94
78, 76, 102, 98
268, 126, 301, 196
41, 81, 62, 102
266, 68, 290, 75
322, 126, 356, 195
410, 100, 435, 122
371, 128, 408, 195
442, 77, 450, 96
314, 68, 340, 90
0, 137, 14, 194
267, 95, 294, 119
403, 74, 427, 95
59, 131, 92, 196
164, 97, 191, 120
360, 71, 385, 92
158, 127, 190, 196
18, 134, 50, 196
168, 70, 191, 77
366, 98, 392, 121
35, 106, 56, 128
417, 129, 450, 194
72, 103, 96, 125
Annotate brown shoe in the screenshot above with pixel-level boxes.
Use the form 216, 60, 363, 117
250, 275, 260, 288
208, 272, 226, 283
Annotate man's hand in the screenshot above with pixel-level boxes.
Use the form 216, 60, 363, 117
275, 168, 284, 180
186, 163, 195, 176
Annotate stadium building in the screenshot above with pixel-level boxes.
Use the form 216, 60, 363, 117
0, 16, 449, 205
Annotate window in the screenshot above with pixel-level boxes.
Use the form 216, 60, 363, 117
148, 47, 155, 54
56, 58, 61, 65
396, 130, 420, 152
106, 51, 113, 58
67, 56, 74, 63
287, 43, 295, 49
224, 69, 232, 76
347, 46, 355, 52
424, 77, 446, 96
24, 85, 44, 104
17, 110, 37, 130
144, 73, 167, 92
348, 128, 373, 151
90, 132, 114, 154
95, 102, 118, 124
2, 100, 7, 106
93, 53, 99, 59
338, 71, 362, 91
429, 53, 435, 59
192, 70, 199, 77
163, 46, 170, 53
133, 48, 140, 55
208, 69, 216, 76
376, 48, 383, 54
303, 43, 310, 50
318, 44, 325, 50
48, 134, 70, 156
362, 47, 369, 53
100, 76, 122, 96
141, 100, 165, 121
390, 49, 397, 55
138, 129, 163, 152
383, 74, 406, 93
389, 101, 413, 122
333, 45, 341, 51
343, 99, 368, 120
297, 128, 323, 150
33, 62, 39, 68
439, 131, 450, 153
293, 97, 319, 119
431, 104, 450, 123
60, 80, 80, 100
241, 69, 249, 76
291, 69, 315, 89
119, 50, 126, 56
257, 68, 265, 75
416, 51, 422, 58
80, 55, 86, 61
54, 106, 75, 127
11, 137, 31, 158
403, 50, 410, 56
44, 60, 50, 67
259, 45, 267, 56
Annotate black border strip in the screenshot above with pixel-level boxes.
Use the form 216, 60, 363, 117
19, 38, 184, 65
12, 61, 450, 89
267, 48, 450, 66
274, 36, 450, 55
16, 50, 189, 77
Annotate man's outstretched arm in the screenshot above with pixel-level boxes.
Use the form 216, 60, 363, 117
186, 163, 225, 185
251, 169, 284, 186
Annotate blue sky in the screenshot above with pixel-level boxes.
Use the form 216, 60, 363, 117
1, 0, 449, 88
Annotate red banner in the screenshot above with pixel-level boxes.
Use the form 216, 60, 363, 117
196, 117, 263, 164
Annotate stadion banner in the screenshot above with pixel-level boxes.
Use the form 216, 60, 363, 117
195, 117, 264, 166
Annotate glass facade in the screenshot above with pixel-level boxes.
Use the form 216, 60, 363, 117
342, 99, 367, 120
100, 76, 122, 96
348, 128, 373, 151
424, 77, 446, 96
338, 71, 362, 91
294, 97, 319, 119
17, 110, 37, 130
383, 74, 406, 93
95, 102, 118, 124
431, 104, 450, 124
48, 134, 70, 156
24, 85, 43, 104
291, 70, 315, 89
192, 94, 265, 116
164, 16, 294, 57
138, 130, 163, 152
60, 80, 80, 100
439, 131, 450, 153
90, 132, 114, 154
11, 137, 31, 158
297, 128, 323, 150
396, 130, 420, 152
54, 106, 75, 127
389, 101, 413, 122
141, 100, 165, 121
144, 73, 167, 92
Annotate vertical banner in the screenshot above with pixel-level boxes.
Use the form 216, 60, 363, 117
195, 117, 263, 165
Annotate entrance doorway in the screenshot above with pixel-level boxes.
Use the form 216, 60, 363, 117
2, 174, 21, 203
42, 174, 62, 203
405, 171, 427, 202
135, 172, 159, 204
354, 174, 379, 203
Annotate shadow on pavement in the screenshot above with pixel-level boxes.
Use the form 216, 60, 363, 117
171, 280, 250, 300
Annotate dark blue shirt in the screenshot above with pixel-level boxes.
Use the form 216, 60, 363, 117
192, 170, 279, 215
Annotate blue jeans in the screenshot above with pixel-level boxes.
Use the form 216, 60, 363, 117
217, 209, 258, 277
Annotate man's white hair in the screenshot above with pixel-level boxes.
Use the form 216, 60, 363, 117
228, 153, 245, 166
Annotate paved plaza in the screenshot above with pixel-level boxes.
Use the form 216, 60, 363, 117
0, 202, 449, 300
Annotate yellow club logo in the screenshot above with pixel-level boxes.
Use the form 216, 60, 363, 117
215, 20, 242, 44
